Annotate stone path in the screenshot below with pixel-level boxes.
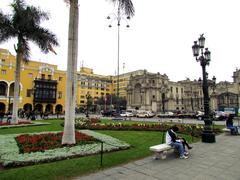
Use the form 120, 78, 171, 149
73, 134, 240, 180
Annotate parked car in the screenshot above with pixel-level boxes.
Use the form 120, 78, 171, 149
157, 112, 174, 118
146, 111, 155, 118
101, 110, 117, 117
136, 111, 148, 118
120, 111, 134, 117
196, 111, 204, 120
136, 111, 155, 118
126, 109, 137, 117
214, 111, 228, 121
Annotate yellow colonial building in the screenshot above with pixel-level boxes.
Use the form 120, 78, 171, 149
0, 48, 125, 114
0, 48, 66, 114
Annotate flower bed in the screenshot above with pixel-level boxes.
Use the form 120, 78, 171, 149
0, 121, 50, 129
75, 120, 222, 138
15, 131, 97, 154
0, 130, 130, 167
0, 121, 32, 126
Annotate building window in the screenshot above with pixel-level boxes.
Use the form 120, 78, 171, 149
41, 74, 45, 79
48, 75, 52, 80
80, 100, 85, 103
26, 89, 32, 97
58, 91, 62, 99
170, 87, 173, 93
59, 77, 63, 81
176, 87, 178, 93
1, 69, 6, 75
1, 59, 5, 63
152, 95, 155, 99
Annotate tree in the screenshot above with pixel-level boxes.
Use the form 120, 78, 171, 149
0, 0, 58, 124
62, 0, 134, 145
62, 0, 79, 144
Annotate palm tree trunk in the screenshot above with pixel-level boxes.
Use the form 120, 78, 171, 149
11, 51, 22, 124
62, 0, 79, 144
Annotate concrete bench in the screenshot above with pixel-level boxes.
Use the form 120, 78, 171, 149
223, 128, 231, 135
149, 143, 174, 159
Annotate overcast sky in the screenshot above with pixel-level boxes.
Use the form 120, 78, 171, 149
0, 0, 239, 82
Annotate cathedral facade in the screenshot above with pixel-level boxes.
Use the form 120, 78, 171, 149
127, 69, 240, 114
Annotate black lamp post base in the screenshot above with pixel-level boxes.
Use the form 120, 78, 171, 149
202, 130, 216, 143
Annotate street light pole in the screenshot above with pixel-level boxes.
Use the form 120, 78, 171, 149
85, 92, 91, 118
107, 5, 130, 115
192, 34, 216, 143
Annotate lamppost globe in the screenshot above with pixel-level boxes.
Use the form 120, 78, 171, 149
192, 34, 216, 143
198, 34, 206, 48
192, 41, 200, 57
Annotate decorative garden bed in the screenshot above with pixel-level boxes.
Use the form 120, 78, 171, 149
0, 130, 130, 167
73, 117, 222, 138
0, 121, 50, 129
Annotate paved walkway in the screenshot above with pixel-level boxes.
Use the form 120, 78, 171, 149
73, 134, 240, 180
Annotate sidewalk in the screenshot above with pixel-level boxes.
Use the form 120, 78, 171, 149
73, 134, 240, 180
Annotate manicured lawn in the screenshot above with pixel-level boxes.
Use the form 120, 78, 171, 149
0, 119, 195, 180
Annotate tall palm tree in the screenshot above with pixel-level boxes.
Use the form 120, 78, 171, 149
0, 0, 58, 124
62, 0, 134, 145
62, 0, 79, 144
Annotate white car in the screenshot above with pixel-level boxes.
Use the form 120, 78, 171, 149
136, 111, 155, 118
120, 112, 134, 117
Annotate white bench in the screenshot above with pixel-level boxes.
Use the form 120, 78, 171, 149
222, 128, 231, 135
149, 144, 174, 159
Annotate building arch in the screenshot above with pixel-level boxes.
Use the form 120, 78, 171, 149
0, 81, 8, 96
9, 82, 22, 96
55, 104, 63, 113
45, 104, 53, 113
133, 83, 142, 105
34, 104, 43, 112
23, 103, 32, 112
0, 103, 6, 113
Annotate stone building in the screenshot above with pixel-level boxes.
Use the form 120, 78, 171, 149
127, 69, 240, 114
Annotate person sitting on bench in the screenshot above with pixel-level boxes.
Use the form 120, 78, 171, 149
226, 114, 238, 135
166, 126, 191, 159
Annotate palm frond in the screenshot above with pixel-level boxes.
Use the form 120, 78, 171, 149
109, 0, 135, 17
26, 5, 49, 25
27, 26, 59, 54
0, 11, 17, 43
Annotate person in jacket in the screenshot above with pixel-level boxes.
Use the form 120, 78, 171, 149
226, 114, 238, 135
165, 126, 190, 159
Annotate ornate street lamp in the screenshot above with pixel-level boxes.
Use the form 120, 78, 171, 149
107, 6, 130, 115
192, 34, 216, 143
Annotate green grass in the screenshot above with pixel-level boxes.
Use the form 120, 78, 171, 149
0, 119, 195, 180
0, 120, 64, 135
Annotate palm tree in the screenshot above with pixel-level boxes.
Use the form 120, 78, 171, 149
62, 0, 134, 145
62, 0, 79, 144
0, 0, 58, 124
